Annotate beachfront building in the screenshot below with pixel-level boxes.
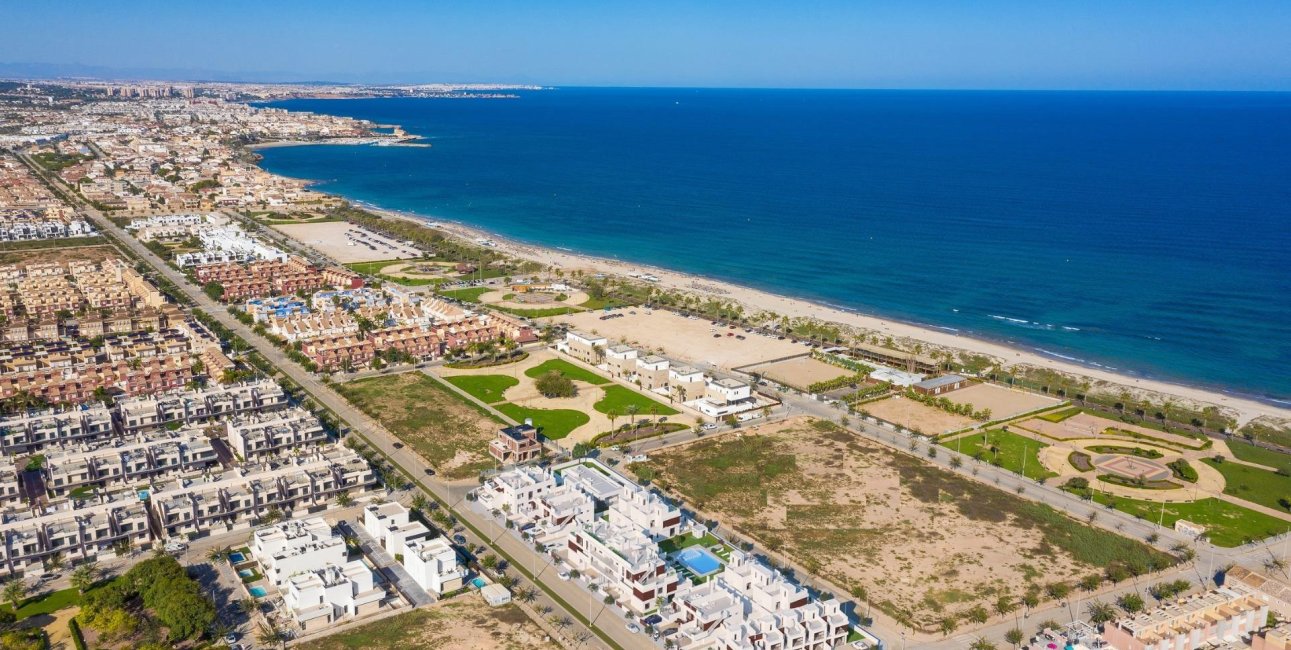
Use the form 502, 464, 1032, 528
694, 377, 758, 418
404, 537, 465, 596
488, 423, 542, 465
1101, 587, 1266, 650
558, 330, 608, 365
666, 549, 850, 650
605, 344, 639, 378
362, 501, 431, 557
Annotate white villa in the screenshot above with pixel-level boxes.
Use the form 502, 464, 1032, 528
404, 537, 465, 596
251, 516, 384, 631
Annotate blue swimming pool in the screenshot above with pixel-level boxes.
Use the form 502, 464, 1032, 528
249, 586, 269, 598
675, 547, 723, 577
471, 577, 487, 589
229, 552, 247, 563
238, 569, 255, 578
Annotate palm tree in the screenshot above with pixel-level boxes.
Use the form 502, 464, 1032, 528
412, 494, 430, 514
607, 408, 619, 430
1005, 628, 1024, 648
45, 552, 64, 572
626, 404, 640, 425
1086, 600, 1117, 624
71, 563, 98, 594
238, 598, 258, 615
257, 622, 286, 649
3, 578, 26, 612
206, 546, 232, 563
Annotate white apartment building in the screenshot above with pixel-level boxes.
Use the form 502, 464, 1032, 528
362, 501, 430, 557
695, 378, 757, 418
44, 429, 218, 497
404, 537, 465, 596
252, 517, 346, 586
115, 379, 287, 435
224, 407, 329, 460
567, 518, 678, 615
149, 446, 374, 540
668, 550, 850, 650
558, 330, 609, 365
0, 405, 115, 455
0, 493, 150, 578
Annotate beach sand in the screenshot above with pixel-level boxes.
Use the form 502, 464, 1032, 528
354, 208, 1290, 427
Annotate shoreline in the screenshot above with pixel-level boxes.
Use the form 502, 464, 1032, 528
259, 155, 1291, 427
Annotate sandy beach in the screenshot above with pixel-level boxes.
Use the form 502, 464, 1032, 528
344, 205, 1291, 428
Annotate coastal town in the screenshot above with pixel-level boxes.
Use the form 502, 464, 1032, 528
0, 76, 1290, 650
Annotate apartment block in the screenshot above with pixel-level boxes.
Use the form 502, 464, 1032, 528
558, 330, 608, 365
285, 560, 383, 632
0, 404, 115, 455
0, 493, 150, 578
116, 378, 287, 435
44, 430, 219, 497
224, 407, 329, 460
1102, 587, 1267, 650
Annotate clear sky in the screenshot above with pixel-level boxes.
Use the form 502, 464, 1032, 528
2, 0, 1289, 89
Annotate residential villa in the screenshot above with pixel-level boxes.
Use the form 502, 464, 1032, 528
488, 422, 541, 465
1101, 587, 1267, 650
404, 537, 465, 596
251, 516, 383, 631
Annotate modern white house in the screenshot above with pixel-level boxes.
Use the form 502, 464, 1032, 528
694, 377, 757, 418
251, 517, 346, 587
404, 537, 465, 596
362, 501, 431, 557
283, 560, 384, 633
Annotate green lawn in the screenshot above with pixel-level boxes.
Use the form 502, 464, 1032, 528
941, 429, 1057, 480
594, 385, 679, 417
659, 532, 723, 554
495, 403, 589, 440
1228, 442, 1291, 474
16, 587, 80, 620
1085, 493, 1291, 547
524, 359, 608, 385
1038, 407, 1081, 423
494, 305, 579, 318
437, 287, 491, 303
579, 296, 634, 310
1202, 457, 1291, 512
443, 374, 518, 404
345, 259, 415, 274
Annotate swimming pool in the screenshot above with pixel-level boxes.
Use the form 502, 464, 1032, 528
675, 547, 723, 577
471, 577, 487, 589
229, 552, 247, 563
249, 586, 269, 598
238, 569, 255, 578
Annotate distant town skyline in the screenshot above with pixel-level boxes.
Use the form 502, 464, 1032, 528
2, 0, 1290, 90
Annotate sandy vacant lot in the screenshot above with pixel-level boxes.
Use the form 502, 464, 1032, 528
312, 598, 559, 650
0, 244, 117, 266
864, 394, 976, 435
944, 383, 1060, 420
554, 309, 803, 369
636, 417, 1163, 634
745, 356, 851, 390
273, 221, 421, 262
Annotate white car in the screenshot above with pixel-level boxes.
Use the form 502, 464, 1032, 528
557, 570, 570, 581
626, 623, 641, 634
701, 423, 718, 431
164, 542, 187, 554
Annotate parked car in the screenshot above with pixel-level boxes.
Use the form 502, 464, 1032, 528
642, 614, 663, 626
393, 442, 404, 449
701, 423, 718, 431
626, 623, 641, 634
452, 534, 467, 544
424, 468, 436, 476
557, 570, 570, 581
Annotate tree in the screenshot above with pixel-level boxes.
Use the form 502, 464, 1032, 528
71, 563, 99, 594
939, 617, 958, 636
2, 579, 25, 612
994, 595, 1017, 617
626, 404, 640, 425
1046, 581, 1072, 601
1117, 593, 1145, 614
1079, 574, 1102, 593
534, 371, 576, 398
1086, 600, 1117, 624
966, 605, 989, 624
1005, 628, 1024, 648
572, 442, 594, 459
257, 622, 286, 649
411, 493, 430, 514
1021, 592, 1040, 610
969, 637, 997, 650
206, 546, 231, 563
335, 491, 353, 507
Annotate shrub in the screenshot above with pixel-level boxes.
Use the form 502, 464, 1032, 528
534, 371, 576, 398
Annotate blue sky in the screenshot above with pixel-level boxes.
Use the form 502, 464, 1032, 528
2, 0, 1289, 89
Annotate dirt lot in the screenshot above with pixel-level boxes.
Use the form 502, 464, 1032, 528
634, 417, 1171, 633
944, 383, 1060, 420
311, 598, 558, 650
0, 244, 118, 266
272, 221, 421, 262
863, 395, 975, 435
335, 372, 501, 480
554, 309, 804, 369
744, 356, 852, 390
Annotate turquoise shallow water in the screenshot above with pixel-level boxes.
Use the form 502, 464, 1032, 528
258, 89, 1291, 403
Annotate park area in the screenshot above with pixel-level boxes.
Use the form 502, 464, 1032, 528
553, 309, 804, 369
436, 351, 680, 443
631, 417, 1173, 633
310, 598, 560, 650
336, 371, 503, 480
743, 355, 852, 391
940, 429, 1057, 481
1015, 410, 1211, 451
861, 394, 976, 435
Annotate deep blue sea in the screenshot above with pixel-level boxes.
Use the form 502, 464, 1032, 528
258, 89, 1291, 403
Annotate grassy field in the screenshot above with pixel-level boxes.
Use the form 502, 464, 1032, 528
309, 599, 557, 650
495, 403, 589, 440
1228, 442, 1291, 474
16, 587, 79, 620
346, 259, 414, 274
594, 385, 679, 417
941, 429, 1057, 481
1086, 493, 1291, 547
1201, 457, 1291, 513
336, 373, 504, 479
438, 287, 491, 303
494, 305, 580, 318
1037, 407, 1081, 423
444, 374, 519, 404
524, 359, 608, 385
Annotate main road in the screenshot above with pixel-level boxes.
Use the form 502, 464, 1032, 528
17, 154, 643, 650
